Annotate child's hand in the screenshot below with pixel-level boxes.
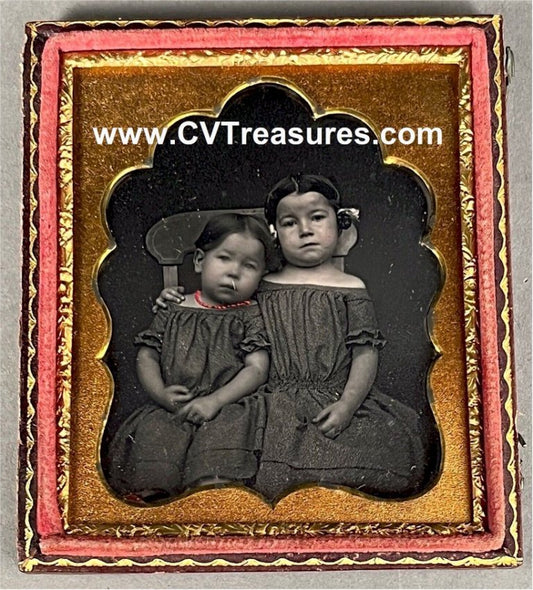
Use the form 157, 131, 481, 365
312, 400, 355, 439
156, 385, 194, 412
179, 395, 223, 425
152, 286, 185, 313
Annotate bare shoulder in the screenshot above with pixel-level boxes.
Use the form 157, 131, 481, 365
262, 270, 366, 289
179, 293, 198, 308
332, 272, 366, 289
262, 271, 284, 284
262, 272, 274, 282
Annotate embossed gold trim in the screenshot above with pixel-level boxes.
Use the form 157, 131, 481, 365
56, 46, 484, 536
64, 47, 471, 70
66, 520, 483, 537
26, 16, 496, 31
22, 22, 40, 560
19, 553, 522, 573
492, 16, 521, 559
56, 60, 75, 529
20, 16, 519, 570
454, 46, 485, 528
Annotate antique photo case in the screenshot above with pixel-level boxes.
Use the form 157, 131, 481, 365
19, 17, 522, 571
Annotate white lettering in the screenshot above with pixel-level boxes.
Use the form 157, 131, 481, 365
253, 127, 269, 145
418, 127, 442, 145
354, 127, 370, 145
177, 121, 198, 145
381, 127, 396, 145
117, 127, 143, 145
240, 127, 253, 144
270, 127, 287, 145
92, 127, 116, 145
199, 121, 220, 145
324, 127, 337, 145
336, 127, 352, 145
221, 121, 240, 144
288, 127, 304, 145
306, 127, 323, 145
91, 124, 443, 147
398, 127, 416, 145
143, 127, 168, 145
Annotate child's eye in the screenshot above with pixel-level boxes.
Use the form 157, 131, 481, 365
244, 262, 258, 270
280, 219, 296, 227
312, 214, 326, 221
218, 254, 230, 261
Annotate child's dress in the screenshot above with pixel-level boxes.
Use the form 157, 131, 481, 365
253, 281, 427, 500
108, 302, 269, 496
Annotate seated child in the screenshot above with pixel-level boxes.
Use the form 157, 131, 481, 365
107, 213, 275, 502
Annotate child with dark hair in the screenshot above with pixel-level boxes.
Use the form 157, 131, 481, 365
108, 213, 273, 502
253, 174, 426, 499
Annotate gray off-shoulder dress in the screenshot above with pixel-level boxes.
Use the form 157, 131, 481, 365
107, 302, 269, 497
253, 281, 427, 500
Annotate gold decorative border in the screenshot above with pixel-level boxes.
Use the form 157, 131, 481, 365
26, 16, 496, 30
67, 520, 483, 538
19, 16, 520, 569
455, 41, 486, 527
492, 17, 521, 558
19, 553, 520, 573
56, 60, 75, 528
63, 46, 470, 68
21, 22, 40, 561
56, 45, 484, 537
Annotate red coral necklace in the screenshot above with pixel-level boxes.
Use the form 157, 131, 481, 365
194, 290, 252, 310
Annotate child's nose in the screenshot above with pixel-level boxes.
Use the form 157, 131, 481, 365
299, 221, 313, 236
227, 263, 240, 277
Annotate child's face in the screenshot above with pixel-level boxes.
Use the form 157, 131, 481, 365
194, 232, 265, 305
275, 191, 339, 268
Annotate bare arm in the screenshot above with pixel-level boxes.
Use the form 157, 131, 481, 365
136, 346, 193, 412
179, 350, 269, 423
313, 345, 377, 438
213, 349, 269, 403
340, 345, 378, 411
136, 346, 165, 398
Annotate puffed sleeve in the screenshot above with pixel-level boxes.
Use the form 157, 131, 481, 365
345, 291, 387, 349
239, 305, 271, 354
133, 306, 171, 354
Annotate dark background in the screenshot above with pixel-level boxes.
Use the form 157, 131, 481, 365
100, 83, 442, 482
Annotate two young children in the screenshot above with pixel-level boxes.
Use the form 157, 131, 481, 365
109, 174, 425, 502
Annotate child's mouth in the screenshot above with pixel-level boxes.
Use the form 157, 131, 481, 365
220, 283, 237, 291
300, 242, 319, 249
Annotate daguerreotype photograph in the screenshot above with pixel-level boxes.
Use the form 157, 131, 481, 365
15, 12, 525, 574
100, 83, 442, 505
